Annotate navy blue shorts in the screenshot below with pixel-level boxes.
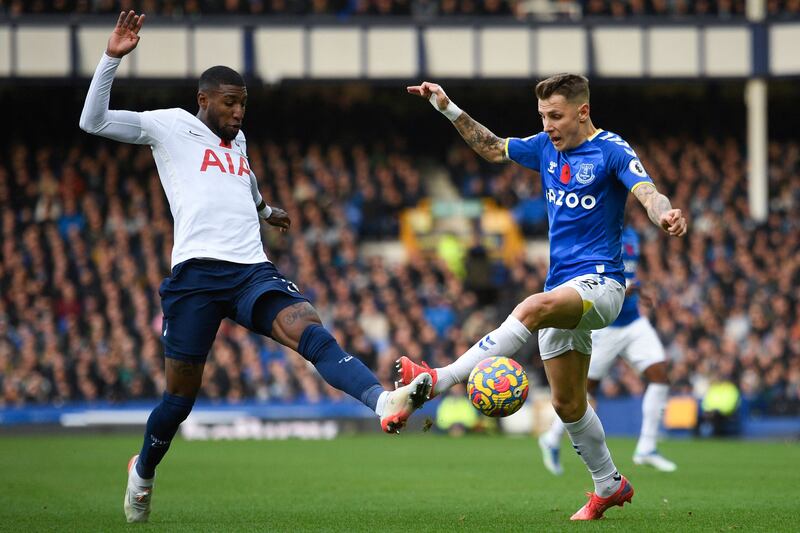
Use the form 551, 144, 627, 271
159, 259, 309, 361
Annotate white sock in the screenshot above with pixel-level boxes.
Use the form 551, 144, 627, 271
374, 391, 389, 417
636, 383, 669, 455
434, 316, 531, 395
563, 405, 620, 498
542, 416, 566, 449
131, 458, 154, 486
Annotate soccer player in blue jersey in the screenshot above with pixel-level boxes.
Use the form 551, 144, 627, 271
81, 12, 432, 523
538, 225, 677, 476
402, 74, 686, 520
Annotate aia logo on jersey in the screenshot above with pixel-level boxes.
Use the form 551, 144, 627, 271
200, 149, 251, 176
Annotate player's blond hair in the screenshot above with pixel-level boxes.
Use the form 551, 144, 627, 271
535, 74, 590, 104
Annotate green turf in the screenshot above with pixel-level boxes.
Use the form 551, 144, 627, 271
0, 432, 797, 532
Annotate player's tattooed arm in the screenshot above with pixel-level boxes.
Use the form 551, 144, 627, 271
633, 183, 688, 237
406, 81, 507, 163
452, 113, 508, 163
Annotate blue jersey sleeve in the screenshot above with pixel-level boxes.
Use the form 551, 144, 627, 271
505, 132, 547, 171
603, 134, 654, 192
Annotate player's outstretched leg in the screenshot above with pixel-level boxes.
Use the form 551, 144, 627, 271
633, 380, 676, 472
538, 418, 565, 475
293, 323, 432, 434
263, 300, 431, 433
395, 315, 531, 395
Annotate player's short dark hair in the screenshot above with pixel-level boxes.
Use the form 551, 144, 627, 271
198, 66, 245, 91
535, 73, 590, 103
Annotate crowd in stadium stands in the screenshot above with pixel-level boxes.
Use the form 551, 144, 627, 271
2, 0, 800, 18
0, 133, 798, 417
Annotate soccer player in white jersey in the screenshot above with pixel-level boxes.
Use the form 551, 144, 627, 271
80, 11, 431, 523
402, 76, 686, 520
538, 225, 677, 476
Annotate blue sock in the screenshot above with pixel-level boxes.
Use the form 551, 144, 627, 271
136, 392, 195, 479
297, 324, 384, 411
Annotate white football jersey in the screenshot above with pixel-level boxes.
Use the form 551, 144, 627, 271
139, 108, 267, 266
80, 54, 268, 267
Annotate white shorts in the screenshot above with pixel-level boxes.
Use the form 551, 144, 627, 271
587, 316, 666, 380
537, 274, 625, 360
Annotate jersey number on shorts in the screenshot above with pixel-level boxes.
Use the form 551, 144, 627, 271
577, 276, 605, 291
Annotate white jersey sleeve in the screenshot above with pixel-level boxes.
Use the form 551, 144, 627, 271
79, 53, 175, 145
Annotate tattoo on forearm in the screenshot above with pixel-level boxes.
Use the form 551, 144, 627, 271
280, 302, 319, 326
634, 184, 672, 227
453, 112, 506, 162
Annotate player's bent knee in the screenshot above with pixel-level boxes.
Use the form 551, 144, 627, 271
165, 358, 205, 399
514, 293, 555, 330
271, 302, 322, 349
551, 395, 588, 423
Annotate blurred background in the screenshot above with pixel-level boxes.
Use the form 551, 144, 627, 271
0, 1, 798, 442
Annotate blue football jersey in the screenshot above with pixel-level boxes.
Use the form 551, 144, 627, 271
611, 226, 641, 327
505, 129, 653, 291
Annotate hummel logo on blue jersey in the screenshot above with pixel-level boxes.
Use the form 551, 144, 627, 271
548, 161, 557, 174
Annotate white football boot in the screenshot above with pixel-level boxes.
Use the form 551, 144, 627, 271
633, 451, 677, 472
538, 434, 564, 476
124, 455, 154, 523
380, 373, 432, 434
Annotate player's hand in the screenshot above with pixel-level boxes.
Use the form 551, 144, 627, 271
106, 10, 145, 59
659, 208, 687, 237
406, 81, 451, 111
638, 286, 656, 308
265, 207, 291, 232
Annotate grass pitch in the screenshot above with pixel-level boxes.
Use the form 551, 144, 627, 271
0, 432, 797, 532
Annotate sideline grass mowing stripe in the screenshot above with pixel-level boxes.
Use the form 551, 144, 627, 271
1, 434, 797, 532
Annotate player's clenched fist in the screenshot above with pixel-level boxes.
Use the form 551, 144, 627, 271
659, 209, 687, 237
106, 10, 145, 59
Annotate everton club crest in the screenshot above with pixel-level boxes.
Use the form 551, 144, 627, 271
576, 163, 596, 185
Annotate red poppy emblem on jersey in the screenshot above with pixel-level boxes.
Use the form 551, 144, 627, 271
560, 164, 571, 184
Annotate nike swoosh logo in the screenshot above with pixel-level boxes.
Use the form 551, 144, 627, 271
188, 130, 203, 137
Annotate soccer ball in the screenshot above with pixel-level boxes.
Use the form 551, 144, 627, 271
467, 356, 529, 417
